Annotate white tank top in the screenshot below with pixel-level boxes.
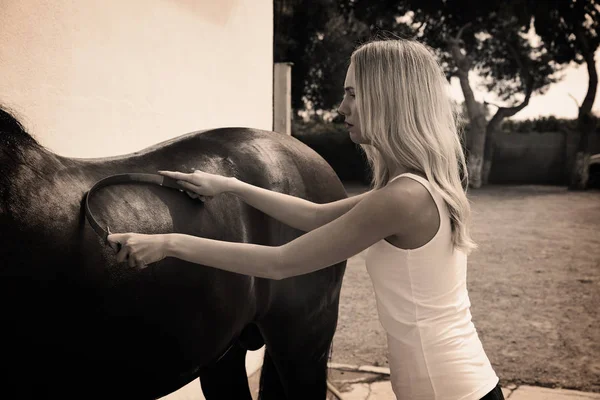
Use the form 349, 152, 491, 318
365, 173, 499, 400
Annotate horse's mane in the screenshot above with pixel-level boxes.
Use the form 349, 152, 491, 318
0, 104, 41, 148
0, 104, 45, 216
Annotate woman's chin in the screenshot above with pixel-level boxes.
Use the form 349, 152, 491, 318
349, 130, 365, 145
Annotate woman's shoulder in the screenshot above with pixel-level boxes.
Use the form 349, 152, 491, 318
381, 174, 440, 235
385, 174, 436, 207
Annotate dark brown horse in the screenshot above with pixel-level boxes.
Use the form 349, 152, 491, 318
0, 105, 347, 399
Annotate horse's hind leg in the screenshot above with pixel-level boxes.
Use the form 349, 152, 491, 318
257, 312, 337, 400
198, 341, 253, 400
256, 349, 287, 400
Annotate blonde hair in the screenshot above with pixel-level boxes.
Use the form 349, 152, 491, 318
351, 38, 477, 254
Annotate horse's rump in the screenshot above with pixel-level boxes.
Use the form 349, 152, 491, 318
0, 122, 348, 398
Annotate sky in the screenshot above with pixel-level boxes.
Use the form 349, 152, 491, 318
448, 49, 600, 121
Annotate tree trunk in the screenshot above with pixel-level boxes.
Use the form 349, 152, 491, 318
467, 138, 485, 188
482, 36, 535, 185
482, 95, 533, 185
569, 29, 598, 190
569, 113, 595, 190
448, 26, 487, 189
482, 115, 504, 185
463, 98, 487, 189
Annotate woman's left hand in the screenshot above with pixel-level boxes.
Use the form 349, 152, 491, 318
107, 233, 169, 269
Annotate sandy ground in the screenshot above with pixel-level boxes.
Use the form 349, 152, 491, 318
329, 184, 600, 393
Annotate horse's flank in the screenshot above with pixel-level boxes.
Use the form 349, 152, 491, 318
0, 104, 348, 399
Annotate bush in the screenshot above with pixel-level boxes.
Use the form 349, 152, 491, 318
291, 115, 599, 186
292, 119, 371, 183
500, 116, 600, 134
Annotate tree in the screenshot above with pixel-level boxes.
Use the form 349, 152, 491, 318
341, 0, 560, 187
274, 0, 337, 112
303, 14, 370, 113
274, 0, 368, 115
528, 0, 599, 190
479, 6, 561, 185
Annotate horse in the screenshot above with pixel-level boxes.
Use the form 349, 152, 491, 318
0, 104, 348, 399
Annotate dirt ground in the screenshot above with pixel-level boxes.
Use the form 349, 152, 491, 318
329, 184, 600, 393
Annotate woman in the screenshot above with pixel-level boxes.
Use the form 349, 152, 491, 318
108, 38, 504, 400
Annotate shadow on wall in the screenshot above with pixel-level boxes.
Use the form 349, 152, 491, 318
488, 130, 600, 185
168, 0, 240, 25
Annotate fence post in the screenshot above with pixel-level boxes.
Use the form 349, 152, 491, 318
273, 62, 293, 135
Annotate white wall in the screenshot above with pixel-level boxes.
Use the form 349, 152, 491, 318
0, 0, 273, 158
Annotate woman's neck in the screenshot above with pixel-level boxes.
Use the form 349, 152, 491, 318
375, 147, 424, 180
387, 163, 426, 181
385, 157, 414, 179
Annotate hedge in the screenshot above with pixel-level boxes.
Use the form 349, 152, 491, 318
292, 116, 599, 184
292, 119, 372, 183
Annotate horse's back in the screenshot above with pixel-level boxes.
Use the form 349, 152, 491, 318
162, 127, 347, 204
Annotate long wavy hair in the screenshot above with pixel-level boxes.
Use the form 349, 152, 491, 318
351, 39, 476, 254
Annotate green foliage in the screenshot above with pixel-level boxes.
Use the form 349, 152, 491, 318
291, 116, 599, 184
274, 0, 340, 111
501, 115, 600, 133
527, 0, 599, 119
501, 116, 578, 133
274, 0, 369, 112
275, 0, 579, 118
304, 14, 370, 111
529, 0, 600, 67
343, 0, 561, 104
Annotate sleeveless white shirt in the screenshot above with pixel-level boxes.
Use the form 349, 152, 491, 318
365, 173, 499, 400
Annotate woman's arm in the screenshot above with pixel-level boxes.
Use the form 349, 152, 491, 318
313, 190, 372, 228
158, 170, 371, 232
228, 178, 372, 232
161, 183, 415, 280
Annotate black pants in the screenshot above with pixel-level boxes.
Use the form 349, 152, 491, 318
480, 384, 505, 400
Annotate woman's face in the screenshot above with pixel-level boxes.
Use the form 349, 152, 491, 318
338, 62, 367, 144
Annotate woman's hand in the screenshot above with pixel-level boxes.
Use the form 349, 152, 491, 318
107, 233, 169, 269
158, 169, 234, 201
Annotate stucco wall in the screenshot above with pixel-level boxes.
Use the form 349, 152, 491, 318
0, 0, 273, 158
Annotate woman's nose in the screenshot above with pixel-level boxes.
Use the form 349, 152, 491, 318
338, 101, 349, 117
